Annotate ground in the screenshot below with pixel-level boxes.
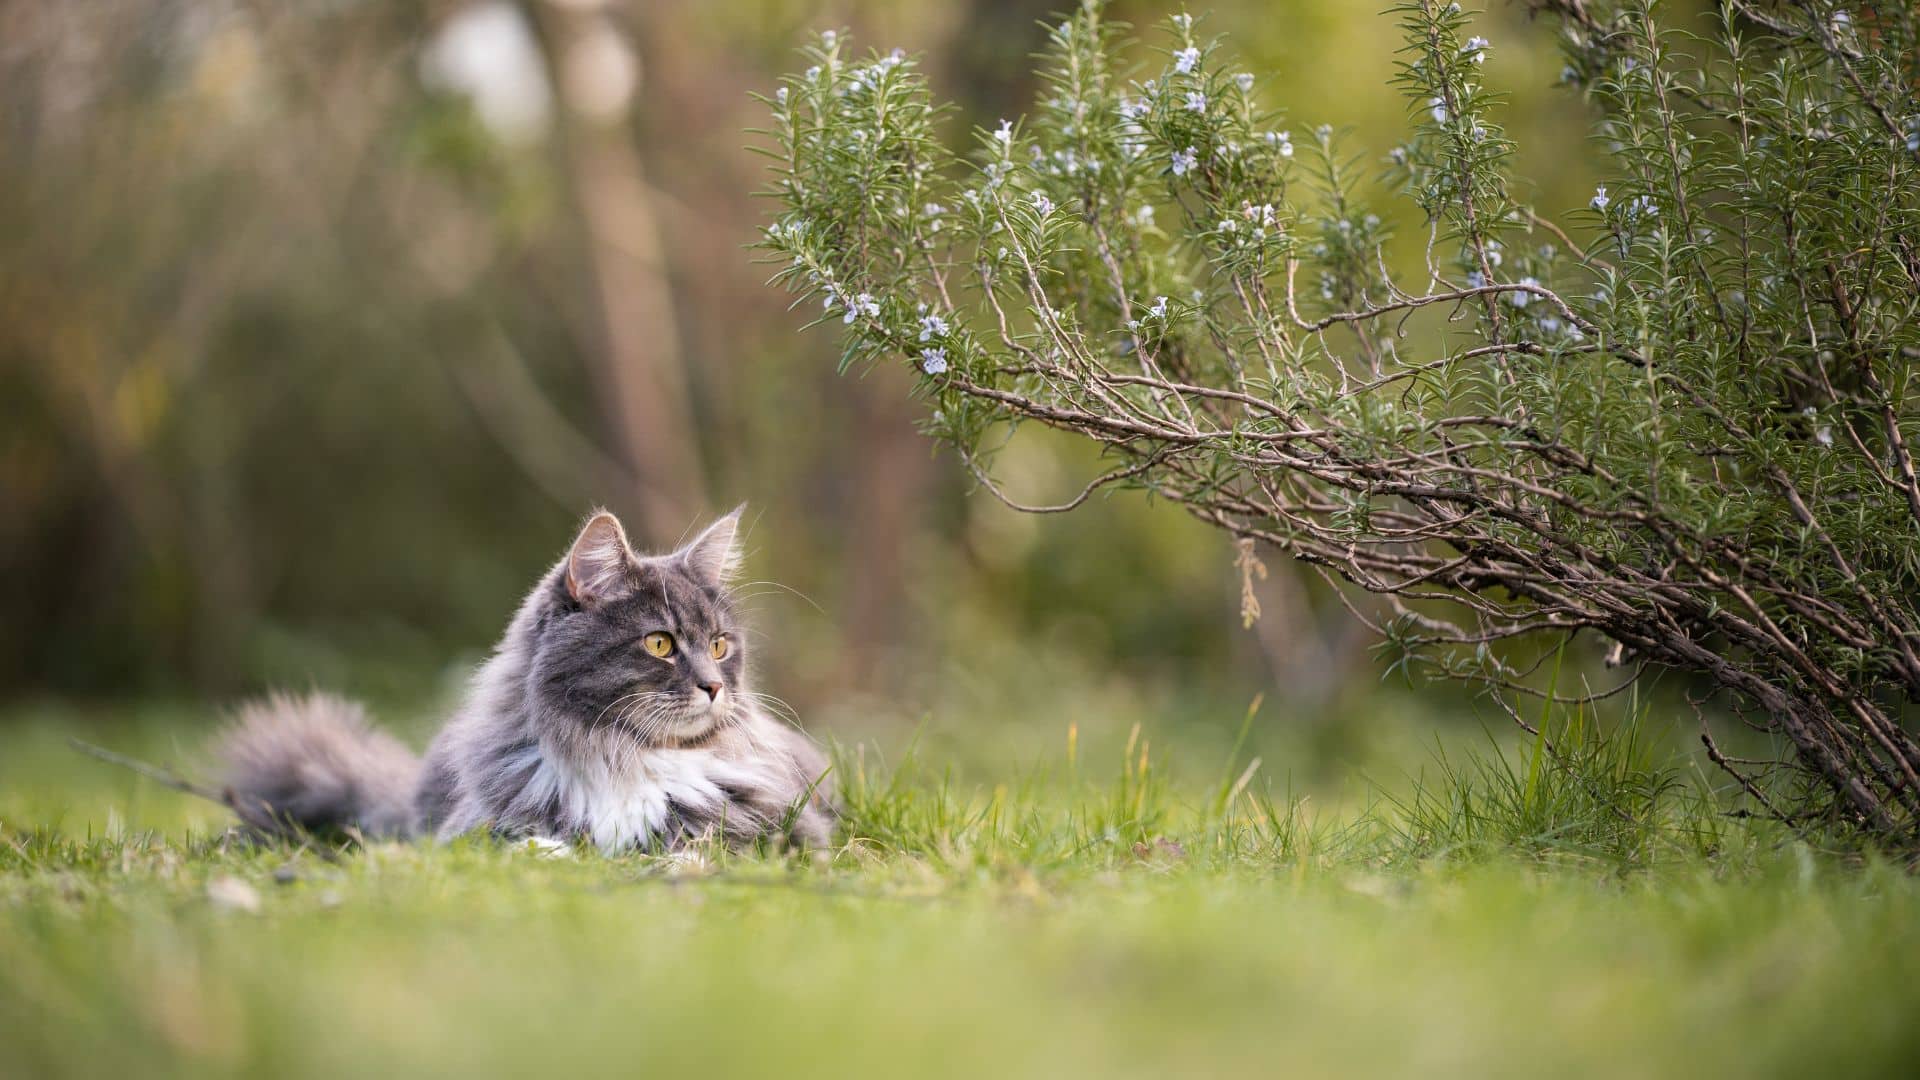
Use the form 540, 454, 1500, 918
3, 698, 1917, 1078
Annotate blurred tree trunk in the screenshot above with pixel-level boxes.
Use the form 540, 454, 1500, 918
624, 0, 950, 696
831, 376, 935, 692
526, 0, 705, 541
1240, 568, 1378, 716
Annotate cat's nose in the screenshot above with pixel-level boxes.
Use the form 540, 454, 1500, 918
698, 681, 722, 702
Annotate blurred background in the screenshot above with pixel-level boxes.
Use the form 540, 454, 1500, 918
0, 0, 1628, 807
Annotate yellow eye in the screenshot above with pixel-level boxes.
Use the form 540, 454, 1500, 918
710, 636, 730, 660
642, 632, 675, 658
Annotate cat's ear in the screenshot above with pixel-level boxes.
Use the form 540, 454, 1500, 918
676, 505, 746, 586
565, 510, 637, 605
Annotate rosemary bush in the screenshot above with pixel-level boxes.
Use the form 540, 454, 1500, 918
757, 1, 1920, 841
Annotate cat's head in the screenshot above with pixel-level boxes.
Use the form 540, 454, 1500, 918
528, 506, 752, 748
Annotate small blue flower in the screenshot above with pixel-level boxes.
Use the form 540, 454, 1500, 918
1235, 73, 1254, 93
993, 118, 1013, 146
1466, 270, 1488, 289
919, 314, 949, 341
920, 348, 948, 375
1030, 193, 1054, 216
1590, 185, 1610, 212
1461, 36, 1490, 63
1429, 97, 1449, 124
844, 292, 880, 324
1184, 91, 1207, 113
1170, 146, 1199, 175
1149, 295, 1169, 320
1174, 47, 1201, 74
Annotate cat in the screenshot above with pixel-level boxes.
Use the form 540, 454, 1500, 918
215, 506, 835, 852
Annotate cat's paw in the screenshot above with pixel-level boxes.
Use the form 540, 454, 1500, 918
520, 835, 574, 859
659, 848, 711, 876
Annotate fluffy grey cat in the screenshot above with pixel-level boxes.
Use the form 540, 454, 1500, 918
216, 507, 835, 852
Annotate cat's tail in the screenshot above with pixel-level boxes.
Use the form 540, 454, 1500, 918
215, 692, 420, 839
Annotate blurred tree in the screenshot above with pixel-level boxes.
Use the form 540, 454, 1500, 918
523, 0, 707, 536
0, 0, 1605, 737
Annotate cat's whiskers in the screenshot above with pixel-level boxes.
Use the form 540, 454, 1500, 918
595, 692, 648, 741
587, 692, 652, 746
730, 578, 824, 614
627, 695, 700, 749
742, 690, 802, 726
616, 693, 674, 742
591, 693, 670, 770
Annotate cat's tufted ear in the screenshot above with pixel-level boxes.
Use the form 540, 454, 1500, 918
565, 511, 637, 605
676, 505, 746, 586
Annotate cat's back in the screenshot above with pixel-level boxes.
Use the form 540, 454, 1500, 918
413, 653, 538, 834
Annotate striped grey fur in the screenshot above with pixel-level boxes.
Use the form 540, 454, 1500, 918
215, 508, 834, 851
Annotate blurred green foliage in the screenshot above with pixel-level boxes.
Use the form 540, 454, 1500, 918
0, 1, 1609, 734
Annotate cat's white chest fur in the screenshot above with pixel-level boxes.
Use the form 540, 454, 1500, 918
529, 747, 767, 852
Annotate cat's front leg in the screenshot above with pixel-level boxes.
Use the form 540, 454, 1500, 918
519, 835, 574, 859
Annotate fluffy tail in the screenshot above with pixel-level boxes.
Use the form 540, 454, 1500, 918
215, 692, 420, 839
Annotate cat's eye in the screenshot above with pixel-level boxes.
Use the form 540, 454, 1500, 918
641, 632, 675, 658
709, 636, 731, 660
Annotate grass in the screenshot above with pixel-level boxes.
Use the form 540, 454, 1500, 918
3, 697, 1918, 1078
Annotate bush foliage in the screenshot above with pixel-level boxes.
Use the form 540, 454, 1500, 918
759, 1, 1920, 842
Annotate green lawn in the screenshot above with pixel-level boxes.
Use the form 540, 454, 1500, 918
3, 699, 1917, 1078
